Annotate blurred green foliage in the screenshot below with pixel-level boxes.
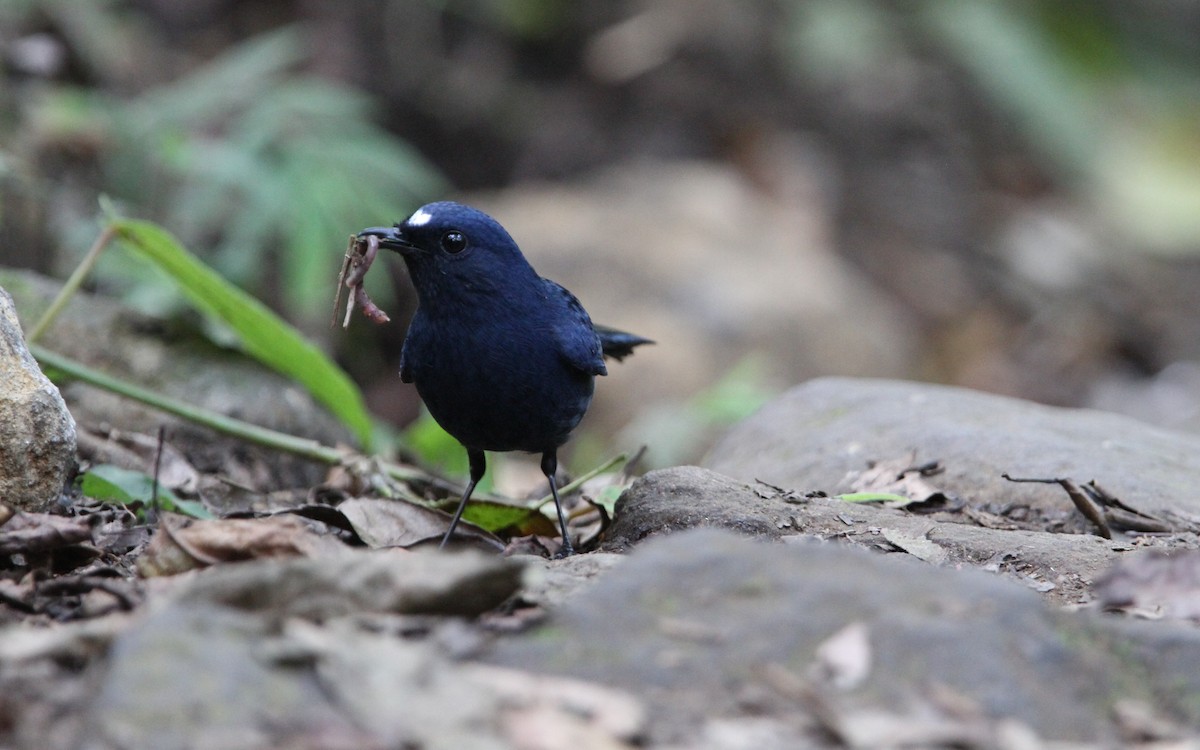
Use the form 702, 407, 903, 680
18, 24, 445, 320
575, 356, 774, 471
786, 0, 1200, 255
403, 409, 495, 493
8, 0, 1200, 477
109, 216, 376, 448
469, 0, 571, 39
80, 464, 214, 520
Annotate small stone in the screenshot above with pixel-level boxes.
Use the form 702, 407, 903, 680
0, 286, 76, 511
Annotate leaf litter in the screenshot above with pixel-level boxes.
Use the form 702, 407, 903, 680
14, 384, 1200, 745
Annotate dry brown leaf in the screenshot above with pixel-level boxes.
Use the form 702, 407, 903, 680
76, 427, 200, 494
470, 664, 645, 749
809, 621, 872, 691
137, 515, 344, 578
338, 497, 502, 549
881, 528, 949, 565
1096, 550, 1200, 621
847, 455, 953, 508
0, 512, 93, 555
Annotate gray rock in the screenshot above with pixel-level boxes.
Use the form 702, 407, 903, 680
602, 465, 1126, 604
0, 285, 76, 511
81, 604, 358, 750
76, 599, 644, 750
487, 528, 1200, 745
517, 551, 625, 609
603, 466, 787, 550
705, 376, 1200, 522
174, 547, 525, 622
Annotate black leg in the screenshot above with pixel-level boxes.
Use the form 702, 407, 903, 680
440, 448, 486, 550
541, 451, 574, 557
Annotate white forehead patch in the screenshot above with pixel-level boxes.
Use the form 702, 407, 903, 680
407, 207, 434, 226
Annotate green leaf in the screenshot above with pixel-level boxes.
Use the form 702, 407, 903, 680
461, 500, 538, 533
110, 217, 374, 449
838, 492, 915, 505
80, 464, 214, 519
593, 485, 624, 516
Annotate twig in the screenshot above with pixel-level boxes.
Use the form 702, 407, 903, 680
1080, 481, 1172, 533
1002, 473, 1112, 539
149, 426, 166, 523
27, 225, 117, 344
332, 237, 354, 328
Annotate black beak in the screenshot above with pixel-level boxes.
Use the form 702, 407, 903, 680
357, 225, 416, 253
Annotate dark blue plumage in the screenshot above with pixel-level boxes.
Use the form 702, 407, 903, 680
358, 202, 651, 554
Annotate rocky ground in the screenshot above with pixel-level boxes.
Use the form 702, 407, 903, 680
5, 270, 1200, 748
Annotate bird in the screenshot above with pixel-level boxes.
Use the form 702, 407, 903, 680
358, 202, 651, 555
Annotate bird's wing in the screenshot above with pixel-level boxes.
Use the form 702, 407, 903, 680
544, 279, 607, 377
398, 338, 415, 383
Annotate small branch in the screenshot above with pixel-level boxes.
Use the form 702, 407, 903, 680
27, 225, 117, 344
149, 425, 165, 523
1002, 473, 1112, 539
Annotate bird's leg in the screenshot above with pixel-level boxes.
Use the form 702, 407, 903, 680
541, 451, 575, 557
440, 448, 486, 550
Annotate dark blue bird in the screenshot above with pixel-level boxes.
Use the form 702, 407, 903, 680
358, 202, 651, 555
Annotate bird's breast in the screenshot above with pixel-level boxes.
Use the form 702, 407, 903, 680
402, 312, 595, 453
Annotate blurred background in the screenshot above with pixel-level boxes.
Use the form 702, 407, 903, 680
4, 0, 1200, 476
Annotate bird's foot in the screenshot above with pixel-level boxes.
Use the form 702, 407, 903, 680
552, 542, 576, 559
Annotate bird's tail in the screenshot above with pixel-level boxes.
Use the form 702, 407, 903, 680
595, 324, 654, 362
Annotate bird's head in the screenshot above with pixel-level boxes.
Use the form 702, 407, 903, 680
357, 202, 536, 303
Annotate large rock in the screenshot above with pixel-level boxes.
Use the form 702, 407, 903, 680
489, 528, 1200, 746
705, 377, 1200, 521
604, 465, 1126, 605
599, 380, 1200, 606
0, 285, 75, 511
64, 550, 638, 750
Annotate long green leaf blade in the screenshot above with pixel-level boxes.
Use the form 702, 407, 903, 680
110, 218, 374, 449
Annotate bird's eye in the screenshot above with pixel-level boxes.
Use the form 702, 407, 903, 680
440, 230, 467, 254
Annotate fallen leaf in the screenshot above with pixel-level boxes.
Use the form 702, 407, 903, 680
881, 529, 949, 565
0, 512, 93, 555
463, 499, 547, 536
844, 455, 956, 509
80, 464, 213, 519
809, 621, 872, 691
471, 665, 646, 748
1112, 698, 1188, 743
838, 492, 913, 505
337, 497, 503, 550
76, 427, 201, 494
1095, 550, 1200, 621
137, 515, 345, 577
